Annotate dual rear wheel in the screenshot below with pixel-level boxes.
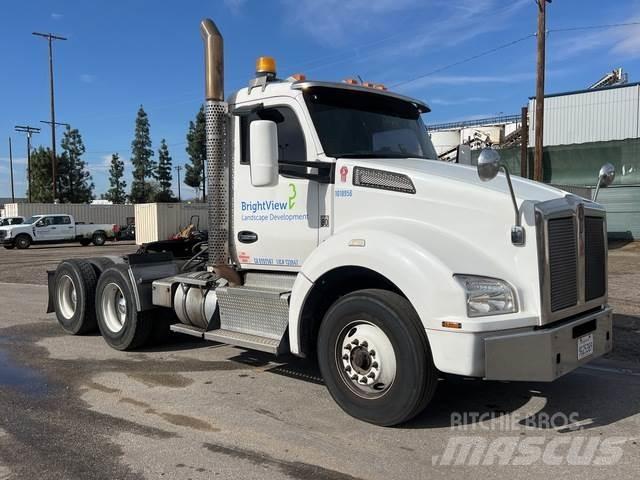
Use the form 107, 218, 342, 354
52, 262, 161, 350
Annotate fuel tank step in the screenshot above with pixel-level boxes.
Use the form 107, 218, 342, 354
169, 324, 205, 338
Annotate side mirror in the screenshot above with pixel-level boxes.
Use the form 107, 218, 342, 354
477, 148, 501, 181
250, 120, 279, 187
456, 144, 471, 165
598, 163, 615, 187
592, 163, 615, 202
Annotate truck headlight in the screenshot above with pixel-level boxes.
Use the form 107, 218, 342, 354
454, 275, 517, 317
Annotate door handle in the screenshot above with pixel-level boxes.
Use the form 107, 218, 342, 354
51, 227, 56, 230
237, 231, 258, 244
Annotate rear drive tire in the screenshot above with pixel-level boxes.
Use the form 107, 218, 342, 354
92, 232, 107, 246
52, 259, 98, 334
317, 289, 438, 426
96, 265, 152, 350
15, 234, 31, 249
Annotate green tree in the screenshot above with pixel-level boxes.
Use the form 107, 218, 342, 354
129, 105, 155, 203
104, 153, 127, 204
185, 105, 206, 201
58, 126, 94, 203
154, 139, 175, 202
27, 146, 55, 203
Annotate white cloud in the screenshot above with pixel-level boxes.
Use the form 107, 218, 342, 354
0, 156, 27, 166
80, 74, 95, 83
224, 0, 248, 14
611, 22, 640, 57
430, 96, 493, 106
382, 0, 529, 55
280, 0, 422, 46
398, 72, 535, 93
51, 13, 63, 20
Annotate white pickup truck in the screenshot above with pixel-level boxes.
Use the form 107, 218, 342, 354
0, 214, 117, 249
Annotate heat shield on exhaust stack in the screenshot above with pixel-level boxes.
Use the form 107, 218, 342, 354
200, 19, 228, 269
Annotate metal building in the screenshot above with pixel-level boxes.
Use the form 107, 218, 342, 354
528, 82, 640, 147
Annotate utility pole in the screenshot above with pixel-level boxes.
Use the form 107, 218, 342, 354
520, 106, 529, 179
14, 126, 41, 202
33, 31, 67, 201
175, 165, 182, 202
8, 137, 15, 203
534, 0, 551, 182
40, 121, 70, 200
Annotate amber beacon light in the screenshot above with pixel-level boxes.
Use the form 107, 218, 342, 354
256, 56, 277, 76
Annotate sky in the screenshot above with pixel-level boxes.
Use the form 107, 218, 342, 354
1, 0, 640, 199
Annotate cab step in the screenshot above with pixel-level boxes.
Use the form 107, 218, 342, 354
204, 328, 280, 354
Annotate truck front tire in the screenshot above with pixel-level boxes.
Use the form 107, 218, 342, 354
52, 259, 98, 334
15, 234, 31, 249
317, 289, 438, 426
96, 265, 152, 350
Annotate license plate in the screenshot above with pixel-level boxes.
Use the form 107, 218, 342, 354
577, 333, 594, 360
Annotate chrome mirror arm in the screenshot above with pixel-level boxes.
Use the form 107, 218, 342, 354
500, 164, 525, 245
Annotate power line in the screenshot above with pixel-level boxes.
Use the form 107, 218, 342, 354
391, 33, 536, 88
548, 21, 640, 33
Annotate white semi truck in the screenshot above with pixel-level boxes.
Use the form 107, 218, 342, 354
47, 18, 615, 426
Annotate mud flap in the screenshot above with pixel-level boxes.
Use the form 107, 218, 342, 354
46, 270, 56, 313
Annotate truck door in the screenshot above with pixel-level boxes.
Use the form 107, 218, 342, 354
33, 216, 55, 241
54, 215, 75, 240
232, 99, 319, 270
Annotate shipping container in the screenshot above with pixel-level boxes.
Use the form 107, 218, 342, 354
528, 83, 640, 147
3, 203, 134, 226
135, 203, 208, 244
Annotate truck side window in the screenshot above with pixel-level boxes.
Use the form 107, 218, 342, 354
241, 106, 306, 168
52, 216, 71, 225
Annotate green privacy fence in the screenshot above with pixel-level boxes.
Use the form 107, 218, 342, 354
470, 138, 640, 239
470, 138, 640, 186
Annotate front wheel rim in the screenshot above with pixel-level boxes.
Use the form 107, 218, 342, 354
101, 283, 127, 333
335, 321, 397, 399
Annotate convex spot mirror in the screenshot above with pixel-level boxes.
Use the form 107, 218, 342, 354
477, 148, 501, 181
250, 120, 279, 187
598, 163, 615, 187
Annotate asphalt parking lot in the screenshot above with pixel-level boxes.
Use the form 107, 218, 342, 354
0, 242, 639, 479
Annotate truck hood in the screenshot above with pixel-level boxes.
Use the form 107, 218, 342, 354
355, 157, 566, 203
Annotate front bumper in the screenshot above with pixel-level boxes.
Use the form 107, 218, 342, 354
2, 238, 14, 246
484, 307, 613, 381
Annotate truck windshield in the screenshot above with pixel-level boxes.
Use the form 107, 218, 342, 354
303, 86, 437, 160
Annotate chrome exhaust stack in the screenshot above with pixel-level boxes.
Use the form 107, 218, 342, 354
200, 18, 240, 285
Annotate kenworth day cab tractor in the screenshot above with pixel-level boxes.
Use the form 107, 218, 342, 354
48, 18, 615, 426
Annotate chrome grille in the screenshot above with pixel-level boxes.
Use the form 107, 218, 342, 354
585, 216, 606, 301
536, 196, 608, 324
547, 217, 578, 312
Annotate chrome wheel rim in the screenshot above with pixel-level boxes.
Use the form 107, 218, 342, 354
57, 275, 77, 319
336, 321, 397, 399
101, 283, 127, 333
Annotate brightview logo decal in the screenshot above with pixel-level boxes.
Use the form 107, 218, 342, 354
288, 183, 297, 209
240, 183, 307, 222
